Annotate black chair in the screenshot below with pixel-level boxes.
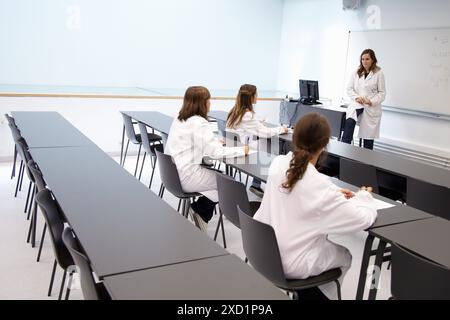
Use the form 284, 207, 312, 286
407, 177, 450, 220
155, 150, 202, 222
62, 228, 111, 300
120, 113, 161, 176
35, 189, 75, 300
391, 243, 450, 300
215, 173, 261, 248
9, 125, 27, 198
339, 158, 379, 194
238, 207, 342, 300
137, 122, 164, 188
5, 114, 18, 180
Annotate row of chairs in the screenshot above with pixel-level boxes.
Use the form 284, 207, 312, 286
5, 114, 110, 300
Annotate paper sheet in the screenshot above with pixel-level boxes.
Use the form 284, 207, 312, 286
371, 198, 396, 210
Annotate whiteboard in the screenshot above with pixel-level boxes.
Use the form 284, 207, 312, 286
345, 28, 450, 116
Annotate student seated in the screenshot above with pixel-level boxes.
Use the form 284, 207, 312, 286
226, 84, 288, 197
253, 112, 377, 299
166, 86, 249, 232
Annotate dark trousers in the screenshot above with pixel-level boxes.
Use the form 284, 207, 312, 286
190, 196, 216, 223
341, 108, 374, 150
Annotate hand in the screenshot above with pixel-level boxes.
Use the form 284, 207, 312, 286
340, 188, 355, 199
363, 97, 372, 106
219, 139, 225, 145
355, 97, 364, 104
282, 127, 288, 134
244, 145, 250, 156
360, 186, 373, 193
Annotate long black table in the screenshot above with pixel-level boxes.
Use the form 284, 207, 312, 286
11, 111, 93, 148
122, 111, 173, 134
104, 254, 288, 300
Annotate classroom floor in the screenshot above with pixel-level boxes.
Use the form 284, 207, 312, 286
0, 154, 392, 300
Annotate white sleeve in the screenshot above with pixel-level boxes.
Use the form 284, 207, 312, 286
369, 71, 386, 106
319, 186, 378, 235
346, 72, 359, 102
198, 120, 245, 159
242, 113, 284, 138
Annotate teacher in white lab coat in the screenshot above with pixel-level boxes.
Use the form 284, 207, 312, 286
341, 49, 386, 150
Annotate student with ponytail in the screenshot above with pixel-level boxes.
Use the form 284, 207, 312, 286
226, 84, 288, 197
253, 113, 377, 299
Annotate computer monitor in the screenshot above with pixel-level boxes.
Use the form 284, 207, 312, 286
299, 79, 321, 105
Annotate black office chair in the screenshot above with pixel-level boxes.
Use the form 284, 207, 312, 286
215, 173, 261, 248
391, 243, 450, 300
339, 158, 380, 194
5, 114, 18, 180
238, 207, 342, 300
120, 113, 162, 177
137, 122, 164, 188
155, 150, 202, 221
35, 189, 75, 300
62, 228, 111, 300
407, 177, 450, 220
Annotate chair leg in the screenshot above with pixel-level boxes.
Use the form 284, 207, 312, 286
160, 185, 165, 198
244, 257, 248, 263
26, 206, 34, 243
219, 208, 226, 248
122, 139, 130, 167
335, 280, 342, 300
177, 199, 182, 212
27, 185, 36, 220
213, 209, 226, 248
181, 198, 186, 217
11, 145, 17, 179
65, 271, 74, 300
14, 160, 23, 197
24, 181, 32, 213
138, 152, 147, 180
158, 183, 164, 198
19, 163, 25, 191
148, 162, 156, 189
58, 271, 67, 300
48, 260, 57, 296
134, 144, 142, 177
37, 223, 47, 262
356, 234, 375, 300
368, 240, 387, 300
30, 199, 38, 248
245, 175, 249, 188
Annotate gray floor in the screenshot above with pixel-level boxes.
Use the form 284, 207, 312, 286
0, 154, 392, 300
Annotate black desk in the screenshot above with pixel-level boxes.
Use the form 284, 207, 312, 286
30, 146, 228, 279
11, 111, 93, 148
103, 254, 288, 300
122, 111, 173, 134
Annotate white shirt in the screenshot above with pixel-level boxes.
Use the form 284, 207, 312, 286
346, 69, 386, 139
253, 152, 378, 279
166, 115, 245, 182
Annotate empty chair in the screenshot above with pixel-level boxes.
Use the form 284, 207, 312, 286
9, 124, 26, 197
62, 228, 111, 300
339, 158, 379, 193
35, 189, 75, 300
155, 150, 202, 222
137, 122, 164, 188
407, 177, 450, 220
214, 173, 261, 248
238, 207, 342, 300
120, 113, 162, 176
391, 243, 450, 300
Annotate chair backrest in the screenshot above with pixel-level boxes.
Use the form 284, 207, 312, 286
391, 243, 450, 300
35, 189, 74, 270
217, 119, 226, 138
238, 207, 288, 289
160, 132, 169, 150
407, 177, 450, 220
224, 131, 241, 147
155, 150, 187, 198
121, 113, 139, 144
8, 123, 22, 142
339, 158, 379, 193
137, 122, 154, 156
216, 173, 252, 228
62, 228, 103, 300
15, 138, 34, 181
27, 160, 46, 192
5, 114, 16, 126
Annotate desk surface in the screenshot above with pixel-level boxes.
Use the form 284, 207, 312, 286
104, 254, 288, 300
30, 146, 227, 279
11, 111, 93, 148
370, 217, 450, 268
122, 111, 173, 134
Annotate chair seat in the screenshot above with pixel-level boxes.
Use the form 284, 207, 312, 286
135, 133, 162, 143
285, 268, 342, 291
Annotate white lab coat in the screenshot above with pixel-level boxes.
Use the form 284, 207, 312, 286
346, 69, 386, 139
166, 115, 245, 202
226, 111, 285, 149
253, 152, 377, 280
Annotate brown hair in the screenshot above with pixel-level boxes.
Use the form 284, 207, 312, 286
282, 113, 331, 192
357, 49, 380, 78
226, 84, 257, 129
178, 86, 211, 121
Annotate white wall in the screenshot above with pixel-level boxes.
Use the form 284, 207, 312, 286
0, 0, 283, 91
277, 0, 450, 155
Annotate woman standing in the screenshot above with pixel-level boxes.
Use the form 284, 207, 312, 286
226, 84, 288, 197
166, 86, 249, 231
341, 49, 386, 150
